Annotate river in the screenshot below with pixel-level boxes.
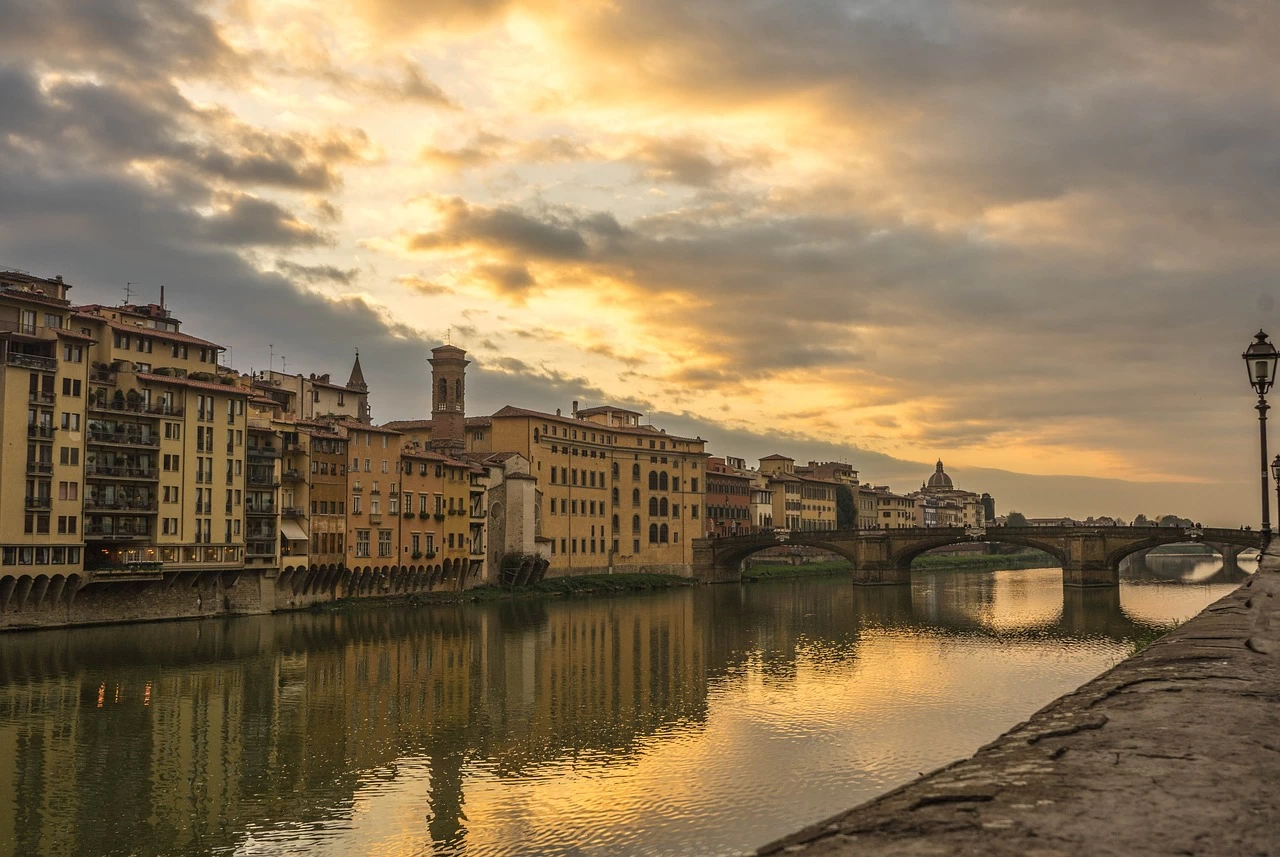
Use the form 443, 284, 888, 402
0, 556, 1251, 857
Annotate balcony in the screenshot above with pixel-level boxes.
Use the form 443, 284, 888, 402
88, 430, 159, 448
282, 440, 302, 453
351, 485, 363, 493
245, 504, 277, 517
247, 446, 281, 459
281, 468, 302, 482
246, 543, 277, 559
84, 524, 152, 539
23, 496, 51, 510
370, 488, 381, 495
25, 461, 53, 475
280, 506, 306, 517
247, 474, 280, 489
369, 513, 382, 524
89, 369, 117, 384
84, 464, 158, 480
26, 425, 55, 439
28, 390, 56, 405
7, 352, 56, 371
84, 499, 158, 513
246, 529, 276, 542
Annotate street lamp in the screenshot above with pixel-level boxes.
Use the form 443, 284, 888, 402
1271, 455, 1280, 526
1243, 330, 1279, 545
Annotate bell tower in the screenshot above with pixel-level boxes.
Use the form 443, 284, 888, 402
429, 344, 469, 453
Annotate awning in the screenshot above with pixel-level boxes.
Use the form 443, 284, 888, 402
279, 520, 309, 542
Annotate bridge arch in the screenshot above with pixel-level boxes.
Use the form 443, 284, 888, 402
893, 534, 1067, 570
1104, 531, 1262, 569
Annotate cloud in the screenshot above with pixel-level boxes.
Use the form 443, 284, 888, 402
397, 275, 454, 296
275, 259, 358, 284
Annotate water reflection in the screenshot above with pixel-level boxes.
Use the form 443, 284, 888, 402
0, 560, 1242, 857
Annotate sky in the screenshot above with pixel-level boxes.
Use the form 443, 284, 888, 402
1, 0, 1277, 525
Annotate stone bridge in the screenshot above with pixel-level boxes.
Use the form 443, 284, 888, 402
691, 526, 1263, 587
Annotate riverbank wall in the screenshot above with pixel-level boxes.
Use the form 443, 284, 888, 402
756, 557, 1280, 856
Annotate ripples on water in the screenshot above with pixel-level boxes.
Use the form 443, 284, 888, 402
0, 556, 1250, 857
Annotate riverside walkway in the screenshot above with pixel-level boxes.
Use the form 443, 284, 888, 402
756, 556, 1280, 856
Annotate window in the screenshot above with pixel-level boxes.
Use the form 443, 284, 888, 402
660, 524, 669, 543
691, 478, 699, 492
633, 515, 641, 534
611, 487, 619, 505
632, 463, 640, 480
378, 530, 392, 557
691, 505, 699, 519
632, 488, 640, 507
659, 498, 668, 516
59, 412, 80, 431
356, 530, 371, 557
648, 523, 658, 544
648, 471, 658, 490
649, 497, 658, 516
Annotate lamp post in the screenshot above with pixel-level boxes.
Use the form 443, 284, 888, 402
1243, 330, 1280, 546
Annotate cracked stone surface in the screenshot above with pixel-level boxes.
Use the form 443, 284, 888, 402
754, 559, 1280, 857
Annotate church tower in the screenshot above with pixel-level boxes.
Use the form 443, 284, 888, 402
429, 344, 469, 453
347, 349, 371, 423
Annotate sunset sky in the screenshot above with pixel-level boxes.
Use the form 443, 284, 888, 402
2, 0, 1277, 524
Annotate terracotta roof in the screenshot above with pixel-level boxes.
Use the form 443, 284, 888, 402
74, 312, 223, 349
334, 419, 401, 435
380, 416, 492, 431
402, 449, 479, 469
490, 404, 707, 445
55, 328, 96, 342
505, 472, 539, 481
136, 372, 252, 396
760, 454, 794, 461
249, 395, 279, 406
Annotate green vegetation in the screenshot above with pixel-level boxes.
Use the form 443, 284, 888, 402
1128, 626, 1173, 656
742, 560, 851, 581
1005, 511, 1029, 527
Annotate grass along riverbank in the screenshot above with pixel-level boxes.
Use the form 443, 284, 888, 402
313, 572, 697, 611
742, 551, 1060, 581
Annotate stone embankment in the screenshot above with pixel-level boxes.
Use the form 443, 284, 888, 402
757, 556, 1280, 856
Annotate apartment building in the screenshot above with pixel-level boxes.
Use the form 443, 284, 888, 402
705, 457, 754, 537
344, 422, 403, 568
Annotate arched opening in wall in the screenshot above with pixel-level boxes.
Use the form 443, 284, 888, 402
612, 514, 619, 532
611, 487, 619, 505
649, 497, 659, 516
659, 472, 669, 491
632, 463, 640, 480
659, 498, 668, 516
649, 524, 658, 544
632, 515, 641, 534
903, 541, 1060, 573
648, 471, 658, 490
632, 488, 640, 507
659, 524, 669, 543
1116, 540, 1259, 586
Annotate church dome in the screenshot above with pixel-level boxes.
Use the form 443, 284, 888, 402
926, 459, 953, 490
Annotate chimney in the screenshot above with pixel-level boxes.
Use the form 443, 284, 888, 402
572, 400, 578, 417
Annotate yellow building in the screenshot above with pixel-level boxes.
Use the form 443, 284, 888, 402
0, 272, 92, 579
342, 421, 403, 569
386, 347, 708, 576
873, 487, 917, 529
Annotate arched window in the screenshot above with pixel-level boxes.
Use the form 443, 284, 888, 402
659, 472, 669, 491
612, 462, 619, 478
633, 515, 641, 534
438, 378, 447, 403
632, 463, 640, 480
632, 488, 640, 506
659, 524, 669, 543
612, 514, 619, 532
649, 523, 658, 544
648, 471, 658, 490
649, 497, 659, 516
454, 379, 462, 400
611, 487, 619, 505
533, 429, 539, 443
659, 498, 669, 516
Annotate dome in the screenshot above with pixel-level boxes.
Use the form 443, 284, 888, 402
926, 459, 953, 490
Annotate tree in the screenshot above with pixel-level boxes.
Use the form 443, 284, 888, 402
1158, 514, 1181, 527
1133, 514, 1150, 527
835, 485, 856, 529
1005, 511, 1028, 527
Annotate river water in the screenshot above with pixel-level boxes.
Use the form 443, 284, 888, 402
0, 557, 1251, 857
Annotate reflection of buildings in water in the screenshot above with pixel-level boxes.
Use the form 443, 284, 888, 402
0, 592, 712, 857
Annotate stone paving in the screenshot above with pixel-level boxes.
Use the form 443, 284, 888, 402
755, 559, 1280, 857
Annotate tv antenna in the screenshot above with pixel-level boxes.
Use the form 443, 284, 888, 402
125, 282, 135, 303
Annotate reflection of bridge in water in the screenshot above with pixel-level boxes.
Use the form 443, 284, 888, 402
693, 526, 1262, 586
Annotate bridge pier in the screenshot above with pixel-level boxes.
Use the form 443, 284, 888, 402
850, 564, 911, 586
